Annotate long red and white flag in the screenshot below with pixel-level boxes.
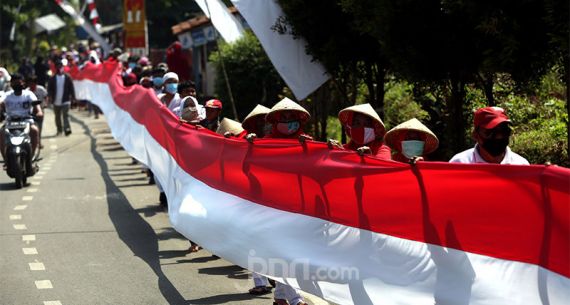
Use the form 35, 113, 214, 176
71, 61, 570, 305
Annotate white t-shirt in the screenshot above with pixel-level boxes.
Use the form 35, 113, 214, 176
54, 74, 66, 106
30, 85, 48, 104
3, 89, 37, 120
450, 145, 529, 165
158, 93, 183, 116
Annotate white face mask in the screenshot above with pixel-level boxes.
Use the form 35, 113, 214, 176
401, 140, 425, 159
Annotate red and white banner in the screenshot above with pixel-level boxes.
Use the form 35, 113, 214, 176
72, 61, 570, 305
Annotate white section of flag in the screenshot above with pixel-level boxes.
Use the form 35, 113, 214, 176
79, 78, 570, 305
231, 0, 330, 100
195, 0, 245, 43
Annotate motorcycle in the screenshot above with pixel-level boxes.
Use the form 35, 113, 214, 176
1, 103, 41, 188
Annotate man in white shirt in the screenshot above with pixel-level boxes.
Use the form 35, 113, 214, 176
0, 73, 43, 163
450, 106, 529, 165
27, 75, 48, 148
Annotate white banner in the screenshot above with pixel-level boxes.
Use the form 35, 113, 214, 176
195, 0, 245, 43
230, 0, 330, 100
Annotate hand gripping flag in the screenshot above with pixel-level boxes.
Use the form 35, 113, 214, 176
71, 61, 570, 305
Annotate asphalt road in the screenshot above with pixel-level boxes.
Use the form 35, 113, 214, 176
0, 107, 329, 305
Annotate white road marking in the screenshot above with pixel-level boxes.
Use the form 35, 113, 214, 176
22, 247, 38, 255
43, 166, 52, 170
13, 224, 27, 230
22, 235, 36, 243
27, 188, 38, 193
48, 139, 55, 143
14, 205, 27, 210
9, 214, 22, 220
35, 280, 53, 289
33, 176, 44, 180
22, 196, 33, 201
50, 145, 57, 150
44, 301, 63, 305
31, 181, 41, 186
37, 171, 47, 175
29, 261, 46, 271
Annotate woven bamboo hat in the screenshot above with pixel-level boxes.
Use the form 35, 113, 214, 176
216, 118, 245, 136
266, 97, 310, 123
242, 104, 271, 130
338, 103, 386, 136
384, 118, 439, 154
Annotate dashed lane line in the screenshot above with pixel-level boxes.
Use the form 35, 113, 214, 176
13, 224, 27, 230
22, 247, 38, 255
31, 181, 41, 186
22, 234, 35, 243
27, 188, 38, 193
33, 176, 44, 180
14, 205, 28, 210
44, 301, 63, 305
9, 214, 22, 220
29, 261, 46, 271
50, 145, 58, 150
35, 280, 53, 289
22, 196, 33, 201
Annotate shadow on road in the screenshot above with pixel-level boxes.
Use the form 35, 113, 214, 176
72, 115, 188, 305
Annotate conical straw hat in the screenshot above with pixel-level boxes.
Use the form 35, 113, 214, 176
242, 104, 271, 129
216, 118, 245, 136
338, 103, 385, 136
384, 118, 439, 154
266, 97, 310, 123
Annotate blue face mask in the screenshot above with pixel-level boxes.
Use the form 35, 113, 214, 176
401, 140, 425, 159
165, 83, 178, 94
276, 121, 300, 135
153, 77, 164, 87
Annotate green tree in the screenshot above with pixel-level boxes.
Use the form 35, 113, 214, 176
209, 31, 285, 120
342, 0, 564, 156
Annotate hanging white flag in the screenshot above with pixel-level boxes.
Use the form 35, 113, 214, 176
195, 0, 244, 43
230, 0, 329, 100
54, 0, 111, 56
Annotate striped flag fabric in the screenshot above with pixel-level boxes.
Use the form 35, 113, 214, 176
54, 0, 111, 55
86, 0, 102, 32
71, 61, 570, 305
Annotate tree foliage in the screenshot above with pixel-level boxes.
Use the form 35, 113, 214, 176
209, 31, 285, 120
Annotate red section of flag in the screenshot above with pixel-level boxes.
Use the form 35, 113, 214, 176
73, 61, 570, 278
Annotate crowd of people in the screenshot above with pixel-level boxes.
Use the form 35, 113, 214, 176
0, 40, 530, 305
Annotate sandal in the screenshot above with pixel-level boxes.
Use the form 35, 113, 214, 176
188, 244, 202, 253
248, 286, 272, 295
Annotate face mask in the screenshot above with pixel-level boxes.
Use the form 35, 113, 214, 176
481, 138, 509, 157
0, 79, 4, 88
347, 126, 375, 145
276, 121, 300, 135
401, 140, 425, 159
165, 83, 178, 94
12, 83, 23, 92
153, 77, 164, 87
128, 62, 136, 69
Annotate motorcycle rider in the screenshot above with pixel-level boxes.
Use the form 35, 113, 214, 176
0, 73, 43, 166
